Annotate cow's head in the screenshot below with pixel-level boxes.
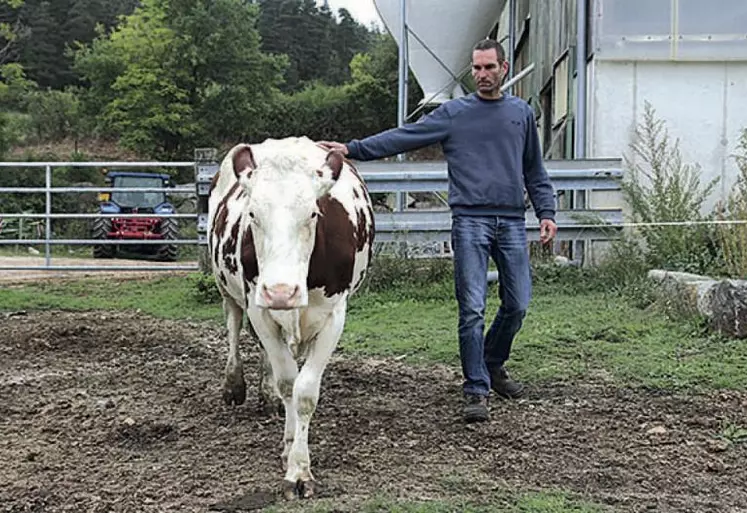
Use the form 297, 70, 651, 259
232, 142, 343, 309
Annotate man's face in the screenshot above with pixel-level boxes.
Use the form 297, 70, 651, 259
471, 48, 508, 97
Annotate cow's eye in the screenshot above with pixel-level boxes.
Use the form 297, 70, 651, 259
310, 212, 318, 219
248, 211, 256, 221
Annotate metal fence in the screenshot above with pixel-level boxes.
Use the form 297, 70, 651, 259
0, 156, 625, 272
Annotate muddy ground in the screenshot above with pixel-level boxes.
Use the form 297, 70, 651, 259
0, 310, 746, 513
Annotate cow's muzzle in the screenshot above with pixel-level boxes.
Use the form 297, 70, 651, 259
260, 283, 301, 310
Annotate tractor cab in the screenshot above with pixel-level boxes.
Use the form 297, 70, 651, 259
93, 170, 179, 261
99, 172, 173, 213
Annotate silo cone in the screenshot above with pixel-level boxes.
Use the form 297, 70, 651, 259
373, 0, 506, 105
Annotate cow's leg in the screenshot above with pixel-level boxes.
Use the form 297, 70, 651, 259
247, 310, 299, 469
222, 296, 246, 406
257, 344, 283, 416
247, 319, 282, 416
283, 303, 346, 499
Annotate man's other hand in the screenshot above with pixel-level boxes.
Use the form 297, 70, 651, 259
540, 219, 557, 245
317, 141, 349, 155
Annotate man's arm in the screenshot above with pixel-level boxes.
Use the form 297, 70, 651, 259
522, 108, 557, 243
321, 104, 451, 161
523, 108, 556, 221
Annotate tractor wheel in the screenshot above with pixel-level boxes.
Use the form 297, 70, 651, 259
92, 218, 115, 258
156, 218, 179, 262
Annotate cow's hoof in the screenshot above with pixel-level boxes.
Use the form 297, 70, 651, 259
222, 376, 246, 406
282, 479, 316, 500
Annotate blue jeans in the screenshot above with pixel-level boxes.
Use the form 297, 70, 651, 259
451, 215, 531, 397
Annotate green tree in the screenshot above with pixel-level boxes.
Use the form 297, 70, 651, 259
257, 0, 374, 91
18, 1, 65, 88
73, 0, 286, 158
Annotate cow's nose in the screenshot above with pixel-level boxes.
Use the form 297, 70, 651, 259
262, 284, 300, 309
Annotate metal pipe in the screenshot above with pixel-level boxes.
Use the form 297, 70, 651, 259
0, 186, 193, 193
397, 0, 407, 131
407, 28, 462, 85
0, 161, 194, 168
507, 0, 516, 94
575, 0, 588, 158
406, 65, 471, 121
45, 165, 51, 267
0, 213, 197, 219
0, 266, 199, 272
0, 239, 201, 245
501, 62, 534, 93
395, 0, 408, 211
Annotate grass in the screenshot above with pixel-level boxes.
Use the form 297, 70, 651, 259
1, 267, 745, 392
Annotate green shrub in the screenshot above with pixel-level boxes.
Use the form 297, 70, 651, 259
189, 272, 222, 305
716, 129, 747, 278
621, 101, 720, 275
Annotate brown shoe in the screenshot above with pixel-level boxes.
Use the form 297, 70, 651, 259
463, 393, 489, 423
490, 366, 525, 399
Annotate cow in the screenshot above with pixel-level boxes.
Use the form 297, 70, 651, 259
207, 136, 375, 499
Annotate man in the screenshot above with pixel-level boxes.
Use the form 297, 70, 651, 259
319, 39, 557, 423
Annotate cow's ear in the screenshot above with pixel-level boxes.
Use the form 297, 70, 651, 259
314, 150, 344, 197
233, 144, 256, 180
315, 150, 344, 182
324, 151, 344, 181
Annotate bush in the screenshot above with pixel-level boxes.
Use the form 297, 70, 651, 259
361, 255, 453, 293
621, 101, 721, 275
189, 272, 222, 304
716, 129, 747, 278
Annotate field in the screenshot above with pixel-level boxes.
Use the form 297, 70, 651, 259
1, 266, 746, 513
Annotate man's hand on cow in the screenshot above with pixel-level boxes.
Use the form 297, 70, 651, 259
540, 218, 557, 245
317, 141, 349, 155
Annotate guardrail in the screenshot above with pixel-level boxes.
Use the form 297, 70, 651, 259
0, 154, 624, 271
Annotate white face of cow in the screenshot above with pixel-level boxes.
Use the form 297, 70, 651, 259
232, 143, 343, 309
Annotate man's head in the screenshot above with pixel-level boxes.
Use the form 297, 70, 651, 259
471, 39, 508, 99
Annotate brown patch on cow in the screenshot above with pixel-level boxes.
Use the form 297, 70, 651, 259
345, 159, 374, 204
367, 204, 375, 263
354, 207, 370, 252
222, 221, 241, 275
213, 183, 239, 239
209, 170, 221, 196
325, 151, 344, 181
212, 183, 240, 267
307, 196, 357, 297
240, 225, 259, 292
219, 272, 228, 286
233, 145, 256, 179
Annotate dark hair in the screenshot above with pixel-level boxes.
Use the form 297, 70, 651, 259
472, 39, 506, 61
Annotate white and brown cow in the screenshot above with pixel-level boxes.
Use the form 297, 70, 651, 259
207, 136, 374, 499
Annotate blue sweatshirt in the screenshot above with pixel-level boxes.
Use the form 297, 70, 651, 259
346, 93, 556, 221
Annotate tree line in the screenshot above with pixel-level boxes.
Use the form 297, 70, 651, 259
0, 0, 424, 162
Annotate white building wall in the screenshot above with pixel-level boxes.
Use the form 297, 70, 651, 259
589, 60, 747, 211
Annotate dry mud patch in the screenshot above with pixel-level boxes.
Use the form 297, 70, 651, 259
0, 310, 745, 512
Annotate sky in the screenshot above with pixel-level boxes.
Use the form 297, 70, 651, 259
321, 0, 383, 29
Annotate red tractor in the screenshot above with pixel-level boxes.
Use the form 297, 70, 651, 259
92, 171, 179, 261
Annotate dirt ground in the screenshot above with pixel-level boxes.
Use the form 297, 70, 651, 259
1, 310, 746, 513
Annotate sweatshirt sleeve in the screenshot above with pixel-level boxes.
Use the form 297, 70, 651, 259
346, 104, 451, 161
522, 108, 556, 221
